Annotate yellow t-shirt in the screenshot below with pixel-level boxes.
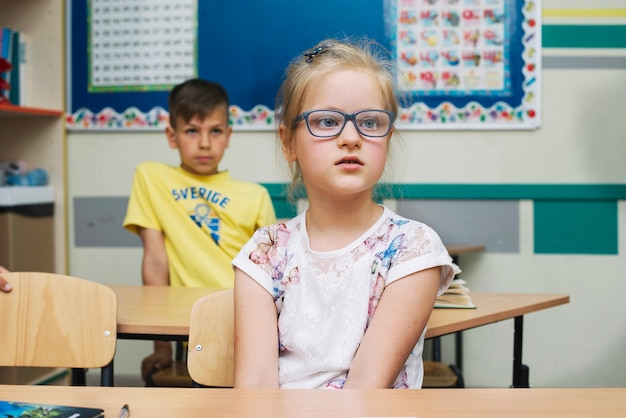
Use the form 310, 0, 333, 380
123, 162, 276, 288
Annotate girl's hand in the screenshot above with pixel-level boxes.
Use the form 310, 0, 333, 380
0, 265, 12, 292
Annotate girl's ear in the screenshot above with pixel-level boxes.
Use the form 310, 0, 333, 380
279, 124, 297, 162
165, 125, 178, 149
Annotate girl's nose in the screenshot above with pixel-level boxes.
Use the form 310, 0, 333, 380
337, 120, 362, 148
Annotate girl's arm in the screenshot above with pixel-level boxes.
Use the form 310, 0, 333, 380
344, 266, 442, 389
233, 268, 280, 388
138, 227, 169, 286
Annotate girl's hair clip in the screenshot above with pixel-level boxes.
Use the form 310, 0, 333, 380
304, 44, 333, 63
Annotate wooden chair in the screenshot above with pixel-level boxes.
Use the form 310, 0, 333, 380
0, 272, 117, 386
186, 289, 234, 387
423, 360, 464, 388
145, 342, 194, 387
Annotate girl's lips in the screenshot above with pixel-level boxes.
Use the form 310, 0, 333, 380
336, 157, 364, 171
336, 157, 363, 165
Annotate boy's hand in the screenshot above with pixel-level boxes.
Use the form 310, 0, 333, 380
0, 266, 12, 292
141, 341, 173, 381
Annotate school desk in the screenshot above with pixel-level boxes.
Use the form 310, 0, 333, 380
1, 385, 624, 417
111, 285, 568, 388
112, 245, 486, 339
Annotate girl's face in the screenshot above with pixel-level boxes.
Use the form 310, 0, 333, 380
284, 69, 392, 199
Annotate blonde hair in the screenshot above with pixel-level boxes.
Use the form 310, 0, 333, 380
276, 38, 399, 202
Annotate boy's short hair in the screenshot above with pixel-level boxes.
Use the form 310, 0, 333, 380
168, 78, 229, 128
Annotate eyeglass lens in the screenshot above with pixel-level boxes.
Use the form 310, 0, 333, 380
305, 110, 392, 138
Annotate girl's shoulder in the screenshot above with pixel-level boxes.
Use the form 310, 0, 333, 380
374, 207, 447, 251
381, 206, 437, 233
252, 213, 304, 245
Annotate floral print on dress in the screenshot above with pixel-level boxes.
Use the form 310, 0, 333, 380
248, 223, 293, 298
375, 233, 407, 270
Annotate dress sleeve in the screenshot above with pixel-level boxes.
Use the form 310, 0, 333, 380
232, 226, 277, 296
386, 222, 455, 295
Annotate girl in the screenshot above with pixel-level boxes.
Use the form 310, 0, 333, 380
232, 38, 454, 389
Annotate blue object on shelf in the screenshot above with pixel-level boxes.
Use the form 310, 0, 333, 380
5, 168, 49, 186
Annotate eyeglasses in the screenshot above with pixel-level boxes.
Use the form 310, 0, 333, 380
293, 109, 394, 138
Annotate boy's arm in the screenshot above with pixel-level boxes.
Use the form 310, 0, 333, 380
137, 227, 173, 380
138, 227, 169, 286
343, 266, 442, 389
233, 268, 279, 388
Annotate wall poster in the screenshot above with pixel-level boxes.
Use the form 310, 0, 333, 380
66, 0, 539, 131
389, 0, 541, 129
89, 0, 197, 92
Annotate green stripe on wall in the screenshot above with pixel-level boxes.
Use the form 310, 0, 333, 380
262, 183, 626, 201
543, 25, 626, 48
262, 184, 624, 255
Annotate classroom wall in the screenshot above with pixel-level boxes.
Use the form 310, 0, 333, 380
66, 2, 626, 387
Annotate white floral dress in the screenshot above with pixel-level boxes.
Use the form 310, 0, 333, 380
232, 206, 454, 389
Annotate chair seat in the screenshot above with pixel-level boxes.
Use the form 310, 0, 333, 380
423, 361, 463, 388
147, 361, 193, 388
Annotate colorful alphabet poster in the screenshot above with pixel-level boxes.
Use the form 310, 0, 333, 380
388, 0, 541, 129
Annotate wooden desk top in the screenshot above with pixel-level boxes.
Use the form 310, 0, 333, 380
446, 244, 486, 256
112, 286, 569, 340
426, 293, 570, 338
1, 385, 624, 417
112, 285, 219, 337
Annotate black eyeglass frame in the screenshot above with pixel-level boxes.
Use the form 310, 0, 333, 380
293, 109, 395, 138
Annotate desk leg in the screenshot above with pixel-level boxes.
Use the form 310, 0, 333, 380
71, 368, 86, 386
432, 337, 442, 362
101, 360, 114, 387
455, 331, 463, 372
512, 315, 530, 388
433, 333, 463, 367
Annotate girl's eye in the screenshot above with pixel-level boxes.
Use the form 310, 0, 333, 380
360, 118, 378, 129
319, 118, 339, 128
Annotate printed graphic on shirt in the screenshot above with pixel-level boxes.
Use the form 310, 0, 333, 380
171, 185, 232, 245
189, 203, 220, 244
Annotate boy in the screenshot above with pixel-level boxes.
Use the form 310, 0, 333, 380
123, 78, 276, 381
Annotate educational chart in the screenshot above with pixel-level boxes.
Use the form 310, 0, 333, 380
89, 0, 196, 92
396, 1, 511, 96
66, 0, 540, 131
389, 0, 541, 129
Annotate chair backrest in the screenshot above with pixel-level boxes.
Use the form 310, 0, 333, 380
0, 272, 117, 372
186, 289, 234, 387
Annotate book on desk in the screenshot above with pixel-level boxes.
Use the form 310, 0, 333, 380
435, 262, 476, 309
0, 400, 104, 418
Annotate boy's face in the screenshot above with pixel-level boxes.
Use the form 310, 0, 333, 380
166, 109, 232, 176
